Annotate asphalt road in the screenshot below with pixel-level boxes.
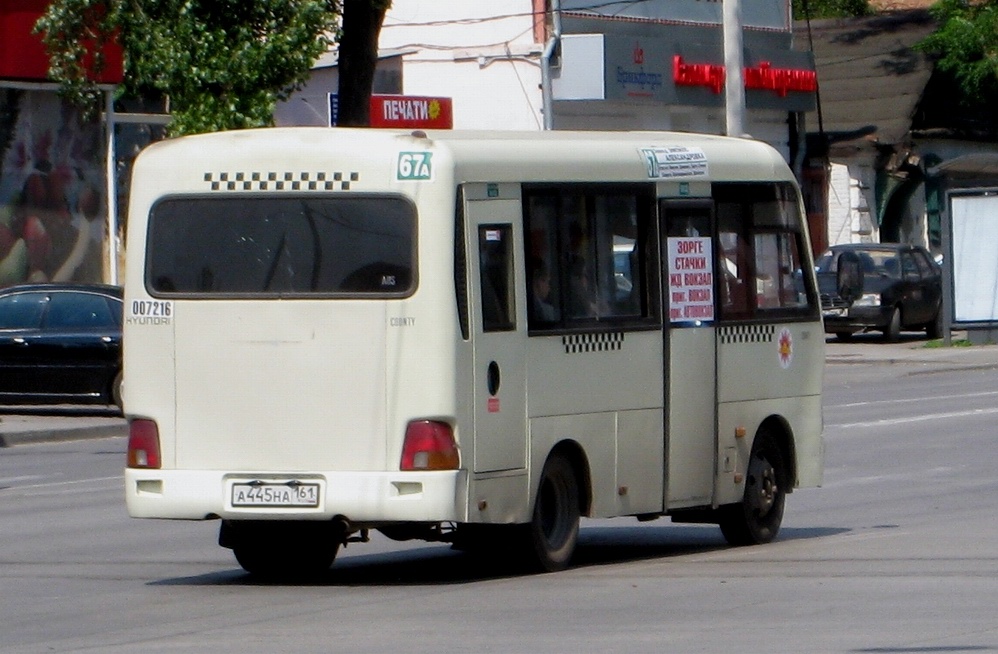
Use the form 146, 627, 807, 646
2, 334, 998, 653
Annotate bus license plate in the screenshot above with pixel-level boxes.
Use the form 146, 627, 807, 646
230, 482, 320, 508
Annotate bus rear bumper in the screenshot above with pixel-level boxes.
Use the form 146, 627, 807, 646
125, 469, 467, 523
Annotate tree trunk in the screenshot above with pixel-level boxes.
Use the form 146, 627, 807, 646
336, 0, 389, 126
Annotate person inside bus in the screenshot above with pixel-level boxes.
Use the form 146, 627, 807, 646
530, 259, 558, 322
567, 257, 600, 318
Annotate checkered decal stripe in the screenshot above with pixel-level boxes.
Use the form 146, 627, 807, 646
562, 332, 624, 354
203, 171, 360, 191
719, 324, 776, 344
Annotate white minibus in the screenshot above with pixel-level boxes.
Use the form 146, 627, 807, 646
123, 128, 824, 577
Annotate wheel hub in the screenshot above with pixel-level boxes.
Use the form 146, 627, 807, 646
748, 456, 777, 517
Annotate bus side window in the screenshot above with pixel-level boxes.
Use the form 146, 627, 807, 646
525, 195, 561, 326
524, 185, 653, 330
478, 224, 516, 332
714, 183, 816, 320
717, 205, 751, 319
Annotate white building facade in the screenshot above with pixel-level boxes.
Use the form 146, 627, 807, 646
278, 0, 817, 167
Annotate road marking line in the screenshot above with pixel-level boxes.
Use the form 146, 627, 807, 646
3, 475, 122, 491
0, 475, 43, 484
827, 389, 998, 410
832, 406, 998, 429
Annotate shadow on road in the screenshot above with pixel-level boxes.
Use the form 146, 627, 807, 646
150, 524, 850, 588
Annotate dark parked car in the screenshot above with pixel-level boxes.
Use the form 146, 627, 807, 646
0, 283, 123, 408
817, 243, 943, 342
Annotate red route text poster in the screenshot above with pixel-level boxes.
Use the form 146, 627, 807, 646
667, 236, 714, 323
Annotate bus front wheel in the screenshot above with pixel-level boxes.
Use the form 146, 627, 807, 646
719, 431, 787, 546
524, 453, 581, 572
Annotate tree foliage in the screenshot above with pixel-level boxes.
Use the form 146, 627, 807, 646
792, 0, 872, 20
36, 0, 339, 135
917, 0, 998, 102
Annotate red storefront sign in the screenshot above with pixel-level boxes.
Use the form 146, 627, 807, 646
673, 55, 816, 97
369, 95, 453, 129
0, 0, 124, 84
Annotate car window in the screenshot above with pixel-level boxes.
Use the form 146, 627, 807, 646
914, 250, 937, 278
901, 253, 920, 280
0, 292, 48, 329
43, 293, 117, 329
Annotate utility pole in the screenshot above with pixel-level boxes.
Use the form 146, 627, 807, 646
723, 0, 745, 137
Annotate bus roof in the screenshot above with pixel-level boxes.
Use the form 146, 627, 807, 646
133, 127, 796, 188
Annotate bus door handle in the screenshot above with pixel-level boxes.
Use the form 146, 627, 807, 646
487, 361, 501, 395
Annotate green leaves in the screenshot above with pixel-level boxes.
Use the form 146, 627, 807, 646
792, 0, 872, 20
34, 0, 122, 116
36, 0, 340, 135
918, 0, 998, 102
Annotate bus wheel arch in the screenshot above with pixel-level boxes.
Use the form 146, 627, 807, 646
718, 419, 792, 546
544, 440, 592, 517
524, 442, 591, 572
758, 415, 796, 489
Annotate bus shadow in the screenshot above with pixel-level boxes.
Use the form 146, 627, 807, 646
152, 524, 849, 588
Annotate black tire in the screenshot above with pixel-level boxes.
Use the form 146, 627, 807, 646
719, 431, 787, 546
834, 332, 853, 342
222, 520, 341, 580
525, 454, 581, 572
883, 307, 902, 342
110, 371, 123, 411
926, 305, 944, 340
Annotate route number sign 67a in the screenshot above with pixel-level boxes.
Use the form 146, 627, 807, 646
397, 152, 433, 181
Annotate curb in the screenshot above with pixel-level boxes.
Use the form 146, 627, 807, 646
0, 424, 128, 447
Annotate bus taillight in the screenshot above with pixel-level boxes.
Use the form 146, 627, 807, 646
128, 419, 161, 469
400, 421, 459, 471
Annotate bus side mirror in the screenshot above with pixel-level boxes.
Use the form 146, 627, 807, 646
837, 251, 864, 304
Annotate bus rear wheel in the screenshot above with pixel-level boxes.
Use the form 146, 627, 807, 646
524, 453, 581, 572
221, 520, 341, 580
719, 431, 787, 546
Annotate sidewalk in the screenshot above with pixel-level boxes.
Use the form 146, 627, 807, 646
825, 331, 998, 368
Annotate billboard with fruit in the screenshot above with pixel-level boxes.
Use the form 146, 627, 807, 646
0, 90, 106, 286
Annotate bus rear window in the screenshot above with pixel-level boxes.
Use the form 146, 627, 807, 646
146, 196, 416, 296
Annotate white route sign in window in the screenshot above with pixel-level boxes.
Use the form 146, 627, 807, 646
668, 236, 714, 324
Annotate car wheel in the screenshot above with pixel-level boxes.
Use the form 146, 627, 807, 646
834, 332, 853, 342
883, 307, 902, 342
110, 371, 123, 411
524, 453, 581, 572
719, 429, 787, 546
926, 305, 944, 340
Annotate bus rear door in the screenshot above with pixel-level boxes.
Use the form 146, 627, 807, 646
465, 187, 528, 475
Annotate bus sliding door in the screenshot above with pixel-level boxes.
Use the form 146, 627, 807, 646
661, 200, 716, 509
